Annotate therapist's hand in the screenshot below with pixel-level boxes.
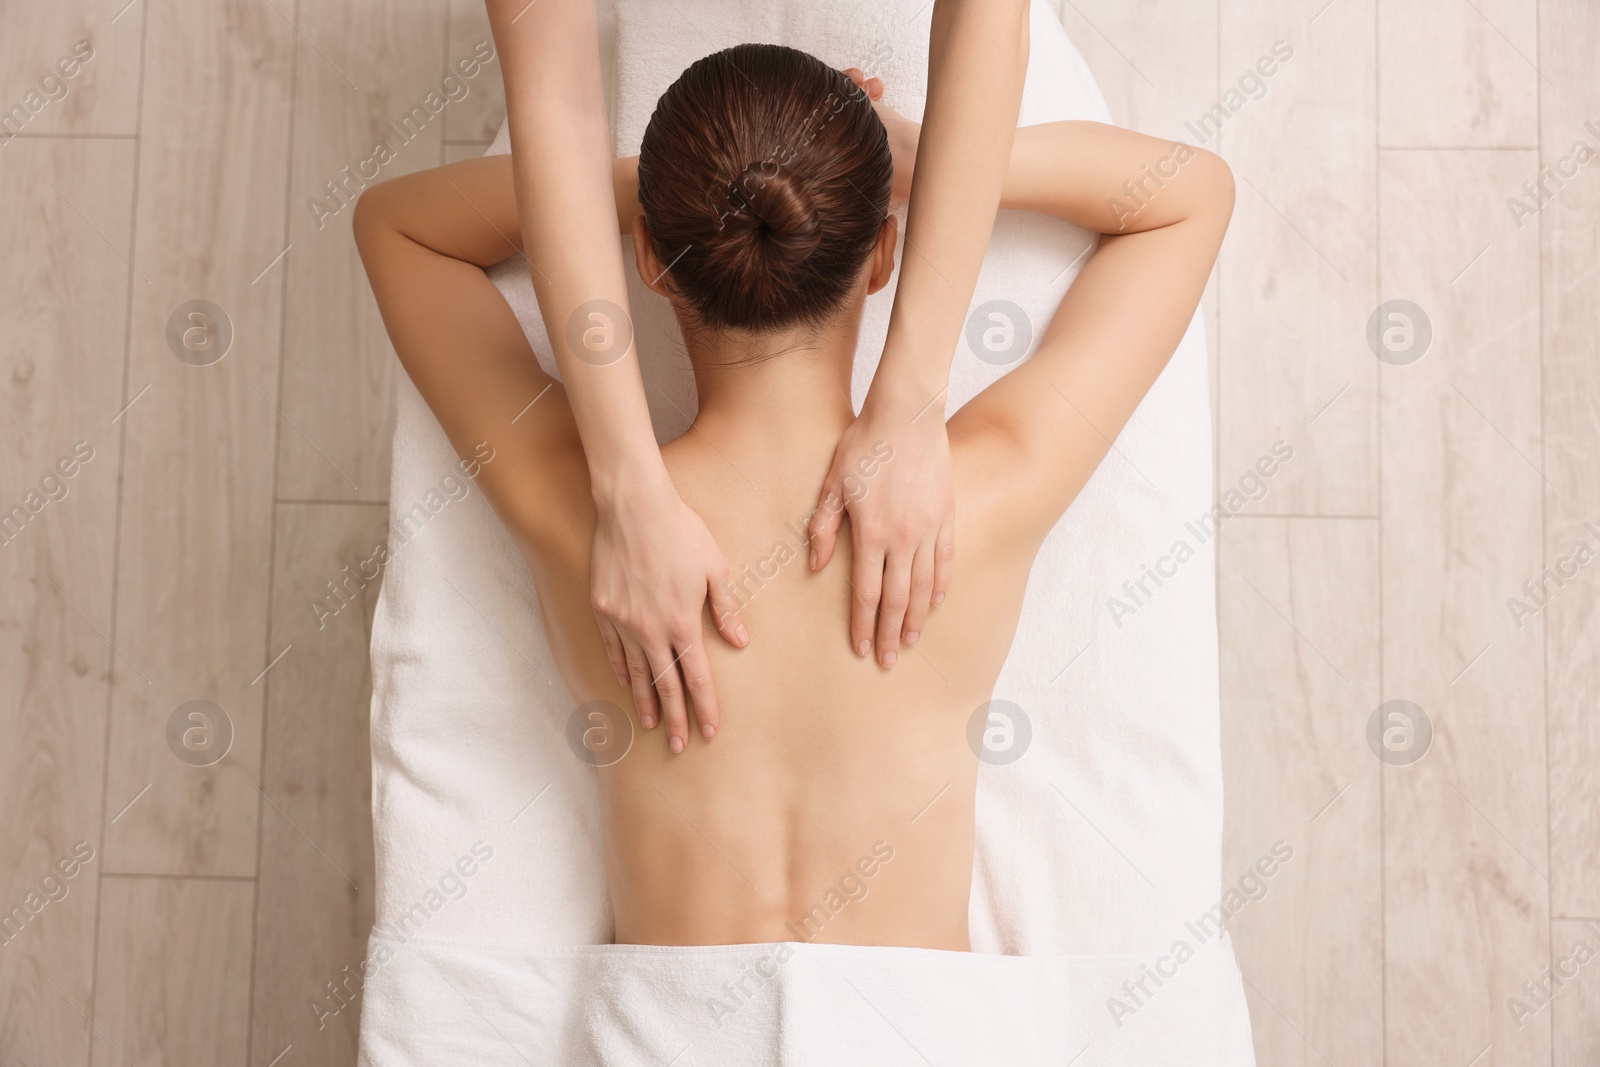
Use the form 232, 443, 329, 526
814, 70, 950, 668
809, 390, 954, 668
592, 474, 747, 752
841, 68, 918, 208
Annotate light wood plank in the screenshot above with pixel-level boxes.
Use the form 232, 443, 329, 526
249, 503, 383, 1066
0, 2, 143, 138
91, 876, 254, 1067
274, 0, 450, 502
444, 0, 506, 145
1551, 919, 1600, 1066
0, 135, 134, 1067
1379, 0, 1538, 147
1219, 517, 1382, 1067
1055, 0, 1216, 139
1218, 0, 1378, 517
1380, 148, 1548, 1066
1540, 0, 1600, 921
100, 0, 295, 876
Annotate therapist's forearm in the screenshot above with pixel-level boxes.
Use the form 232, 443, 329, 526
874, 0, 1029, 407
485, 0, 663, 501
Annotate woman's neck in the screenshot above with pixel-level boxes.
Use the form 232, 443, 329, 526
685, 321, 859, 461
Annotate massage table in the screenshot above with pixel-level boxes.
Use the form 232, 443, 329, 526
358, 1, 1255, 1062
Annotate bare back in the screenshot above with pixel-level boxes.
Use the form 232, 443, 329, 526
519, 417, 1034, 948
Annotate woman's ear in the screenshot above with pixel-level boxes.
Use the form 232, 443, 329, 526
865, 214, 899, 295
631, 216, 674, 298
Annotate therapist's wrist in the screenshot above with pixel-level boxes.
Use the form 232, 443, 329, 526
589, 450, 675, 514
864, 350, 953, 425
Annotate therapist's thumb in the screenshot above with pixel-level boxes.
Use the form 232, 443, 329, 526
807, 482, 846, 571
706, 565, 749, 648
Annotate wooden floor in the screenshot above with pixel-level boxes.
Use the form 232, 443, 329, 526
1, 0, 1594, 1063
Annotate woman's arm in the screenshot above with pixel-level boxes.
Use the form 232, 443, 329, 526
352, 158, 579, 552
484, 0, 744, 747
809, 0, 1031, 668
951, 122, 1235, 549
354, 155, 722, 751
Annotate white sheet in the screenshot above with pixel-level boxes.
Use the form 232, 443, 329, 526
360, 0, 1253, 1062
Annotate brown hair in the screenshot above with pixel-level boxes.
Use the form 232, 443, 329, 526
637, 43, 893, 334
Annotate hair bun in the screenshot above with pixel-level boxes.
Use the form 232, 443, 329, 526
636, 43, 892, 331
727, 162, 821, 268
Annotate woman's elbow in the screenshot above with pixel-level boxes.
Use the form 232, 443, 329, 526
351, 178, 401, 252
1192, 149, 1236, 221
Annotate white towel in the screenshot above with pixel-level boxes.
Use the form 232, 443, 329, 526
360, 1, 1252, 1062
357, 934, 1252, 1066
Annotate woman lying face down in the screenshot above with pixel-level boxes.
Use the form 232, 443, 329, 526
355, 43, 1233, 950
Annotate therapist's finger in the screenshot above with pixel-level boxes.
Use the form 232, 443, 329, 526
901, 539, 936, 646
623, 638, 658, 730
706, 565, 749, 649
931, 518, 955, 610
808, 484, 846, 573
875, 547, 913, 668
849, 524, 885, 659
840, 67, 884, 103
647, 644, 690, 754
676, 640, 719, 741
598, 620, 629, 688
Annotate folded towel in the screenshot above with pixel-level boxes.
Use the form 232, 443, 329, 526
357, 934, 1252, 1066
